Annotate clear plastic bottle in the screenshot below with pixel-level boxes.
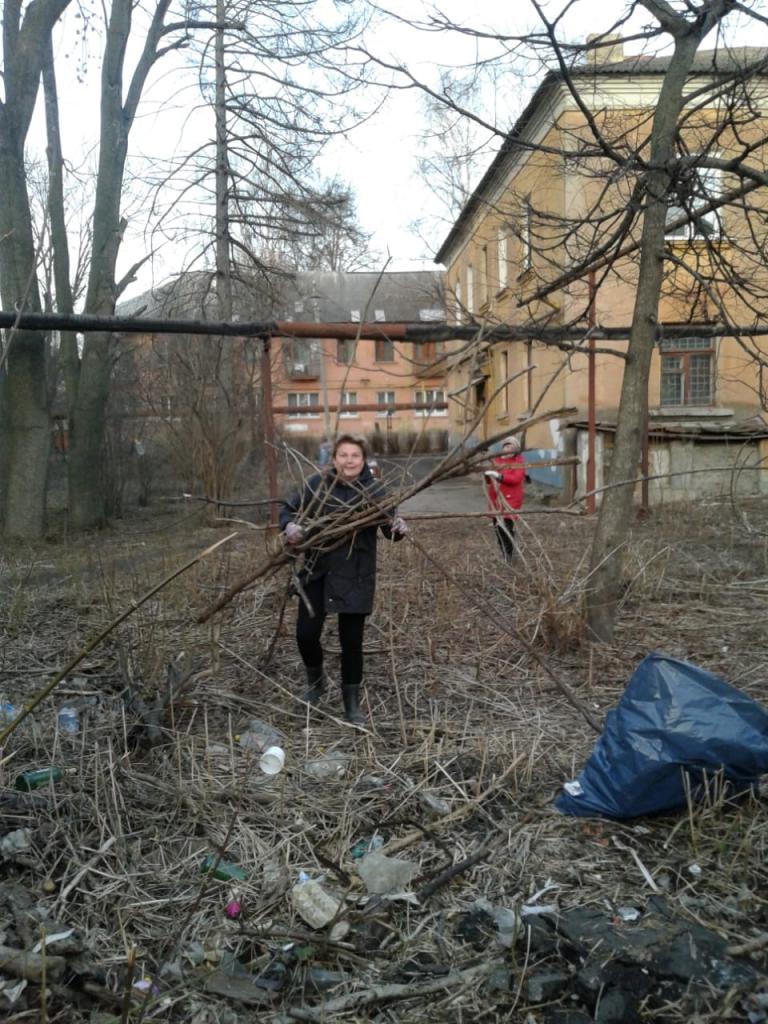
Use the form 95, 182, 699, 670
0, 697, 16, 726
237, 718, 280, 752
57, 705, 79, 734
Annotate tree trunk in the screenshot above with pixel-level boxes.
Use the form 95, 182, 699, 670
585, 23, 717, 641
0, 130, 50, 538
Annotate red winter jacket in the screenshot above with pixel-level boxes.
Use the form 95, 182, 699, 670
485, 453, 525, 517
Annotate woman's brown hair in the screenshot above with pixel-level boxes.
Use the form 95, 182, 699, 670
332, 434, 368, 460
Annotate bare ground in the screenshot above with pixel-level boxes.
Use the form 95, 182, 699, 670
0, 493, 766, 1022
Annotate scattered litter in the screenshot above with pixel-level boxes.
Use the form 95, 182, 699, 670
259, 745, 285, 775
556, 653, 768, 819
304, 750, 349, 780
15, 767, 62, 791
31, 929, 74, 953
688, 863, 703, 877
225, 900, 242, 919
616, 906, 641, 922
0, 829, 32, 858
291, 878, 344, 929
238, 719, 281, 752
350, 834, 384, 859
419, 791, 451, 816
357, 850, 419, 895
200, 855, 247, 882
57, 705, 79, 735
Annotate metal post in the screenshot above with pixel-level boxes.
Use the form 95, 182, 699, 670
586, 270, 597, 515
261, 337, 278, 523
311, 288, 332, 439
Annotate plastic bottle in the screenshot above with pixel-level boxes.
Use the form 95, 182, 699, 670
0, 697, 16, 726
237, 719, 280, 752
200, 854, 247, 882
57, 705, 79, 734
15, 767, 63, 791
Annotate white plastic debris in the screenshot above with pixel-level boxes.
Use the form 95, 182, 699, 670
291, 879, 344, 929
357, 850, 419, 896
563, 780, 584, 797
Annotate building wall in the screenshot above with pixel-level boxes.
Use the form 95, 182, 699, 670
272, 337, 449, 451
441, 73, 768, 475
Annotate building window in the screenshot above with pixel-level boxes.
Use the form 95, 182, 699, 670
521, 200, 532, 272
481, 245, 490, 306
376, 390, 396, 417
337, 338, 355, 364
454, 280, 462, 325
659, 337, 713, 406
497, 229, 509, 291
287, 392, 320, 418
340, 391, 357, 418
418, 340, 445, 363
525, 341, 534, 411
666, 162, 720, 239
375, 338, 395, 362
499, 350, 509, 415
466, 265, 474, 313
415, 388, 447, 417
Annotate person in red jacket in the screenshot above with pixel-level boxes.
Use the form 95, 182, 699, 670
484, 436, 525, 560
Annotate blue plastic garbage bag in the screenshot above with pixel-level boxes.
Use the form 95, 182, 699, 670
555, 652, 768, 819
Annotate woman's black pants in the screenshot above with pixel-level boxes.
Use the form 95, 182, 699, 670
296, 576, 366, 687
494, 518, 516, 561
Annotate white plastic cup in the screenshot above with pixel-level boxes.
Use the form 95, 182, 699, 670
259, 746, 285, 776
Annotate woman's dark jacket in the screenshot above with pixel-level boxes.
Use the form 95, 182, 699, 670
279, 464, 399, 615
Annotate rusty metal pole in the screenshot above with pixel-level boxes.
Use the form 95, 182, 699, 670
586, 270, 597, 515
261, 337, 279, 523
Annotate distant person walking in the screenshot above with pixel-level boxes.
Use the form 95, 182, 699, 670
484, 436, 525, 560
280, 434, 408, 726
317, 437, 332, 468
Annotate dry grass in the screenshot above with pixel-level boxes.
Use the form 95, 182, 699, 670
0, 496, 766, 1022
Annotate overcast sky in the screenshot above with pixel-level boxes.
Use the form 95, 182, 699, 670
33, 0, 768, 300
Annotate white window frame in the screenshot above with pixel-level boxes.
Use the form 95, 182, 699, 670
521, 200, 532, 272
376, 390, 396, 418
340, 391, 358, 418
497, 228, 509, 291
666, 160, 721, 240
499, 350, 509, 415
414, 388, 447, 418
454, 280, 463, 325
287, 392, 320, 418
466, 265, 474, 314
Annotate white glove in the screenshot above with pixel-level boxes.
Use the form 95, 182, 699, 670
484, 470, 501, 481
391, 516, 409, 536
283, 522, 303, 545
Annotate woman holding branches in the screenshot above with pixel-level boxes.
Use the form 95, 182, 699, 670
279, 434, 408, 726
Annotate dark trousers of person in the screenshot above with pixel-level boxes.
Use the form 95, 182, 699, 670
296, 576, 366, 687
494, 517, 516, 561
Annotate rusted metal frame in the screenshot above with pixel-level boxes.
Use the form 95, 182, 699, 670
587, 270, 597, 515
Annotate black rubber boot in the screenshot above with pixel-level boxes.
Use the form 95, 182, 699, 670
302, 666, 326, 705
341, 685, 366, 726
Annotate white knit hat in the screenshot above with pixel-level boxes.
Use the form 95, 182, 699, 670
501, 436, 521, 451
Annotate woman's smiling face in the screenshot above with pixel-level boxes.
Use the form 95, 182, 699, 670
333, 441, 365, 480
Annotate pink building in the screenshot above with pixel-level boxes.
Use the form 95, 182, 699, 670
272, 271, 449, 454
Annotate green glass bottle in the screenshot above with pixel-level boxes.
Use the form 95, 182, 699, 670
200, 854, 246, 882
15, 767, 63, 791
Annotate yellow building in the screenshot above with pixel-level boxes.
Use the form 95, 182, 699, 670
436, 42, 768, 501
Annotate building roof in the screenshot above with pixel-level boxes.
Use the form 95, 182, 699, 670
118, 269, 445, 325
434, 46, 768, 266
282, 270, 445, 324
